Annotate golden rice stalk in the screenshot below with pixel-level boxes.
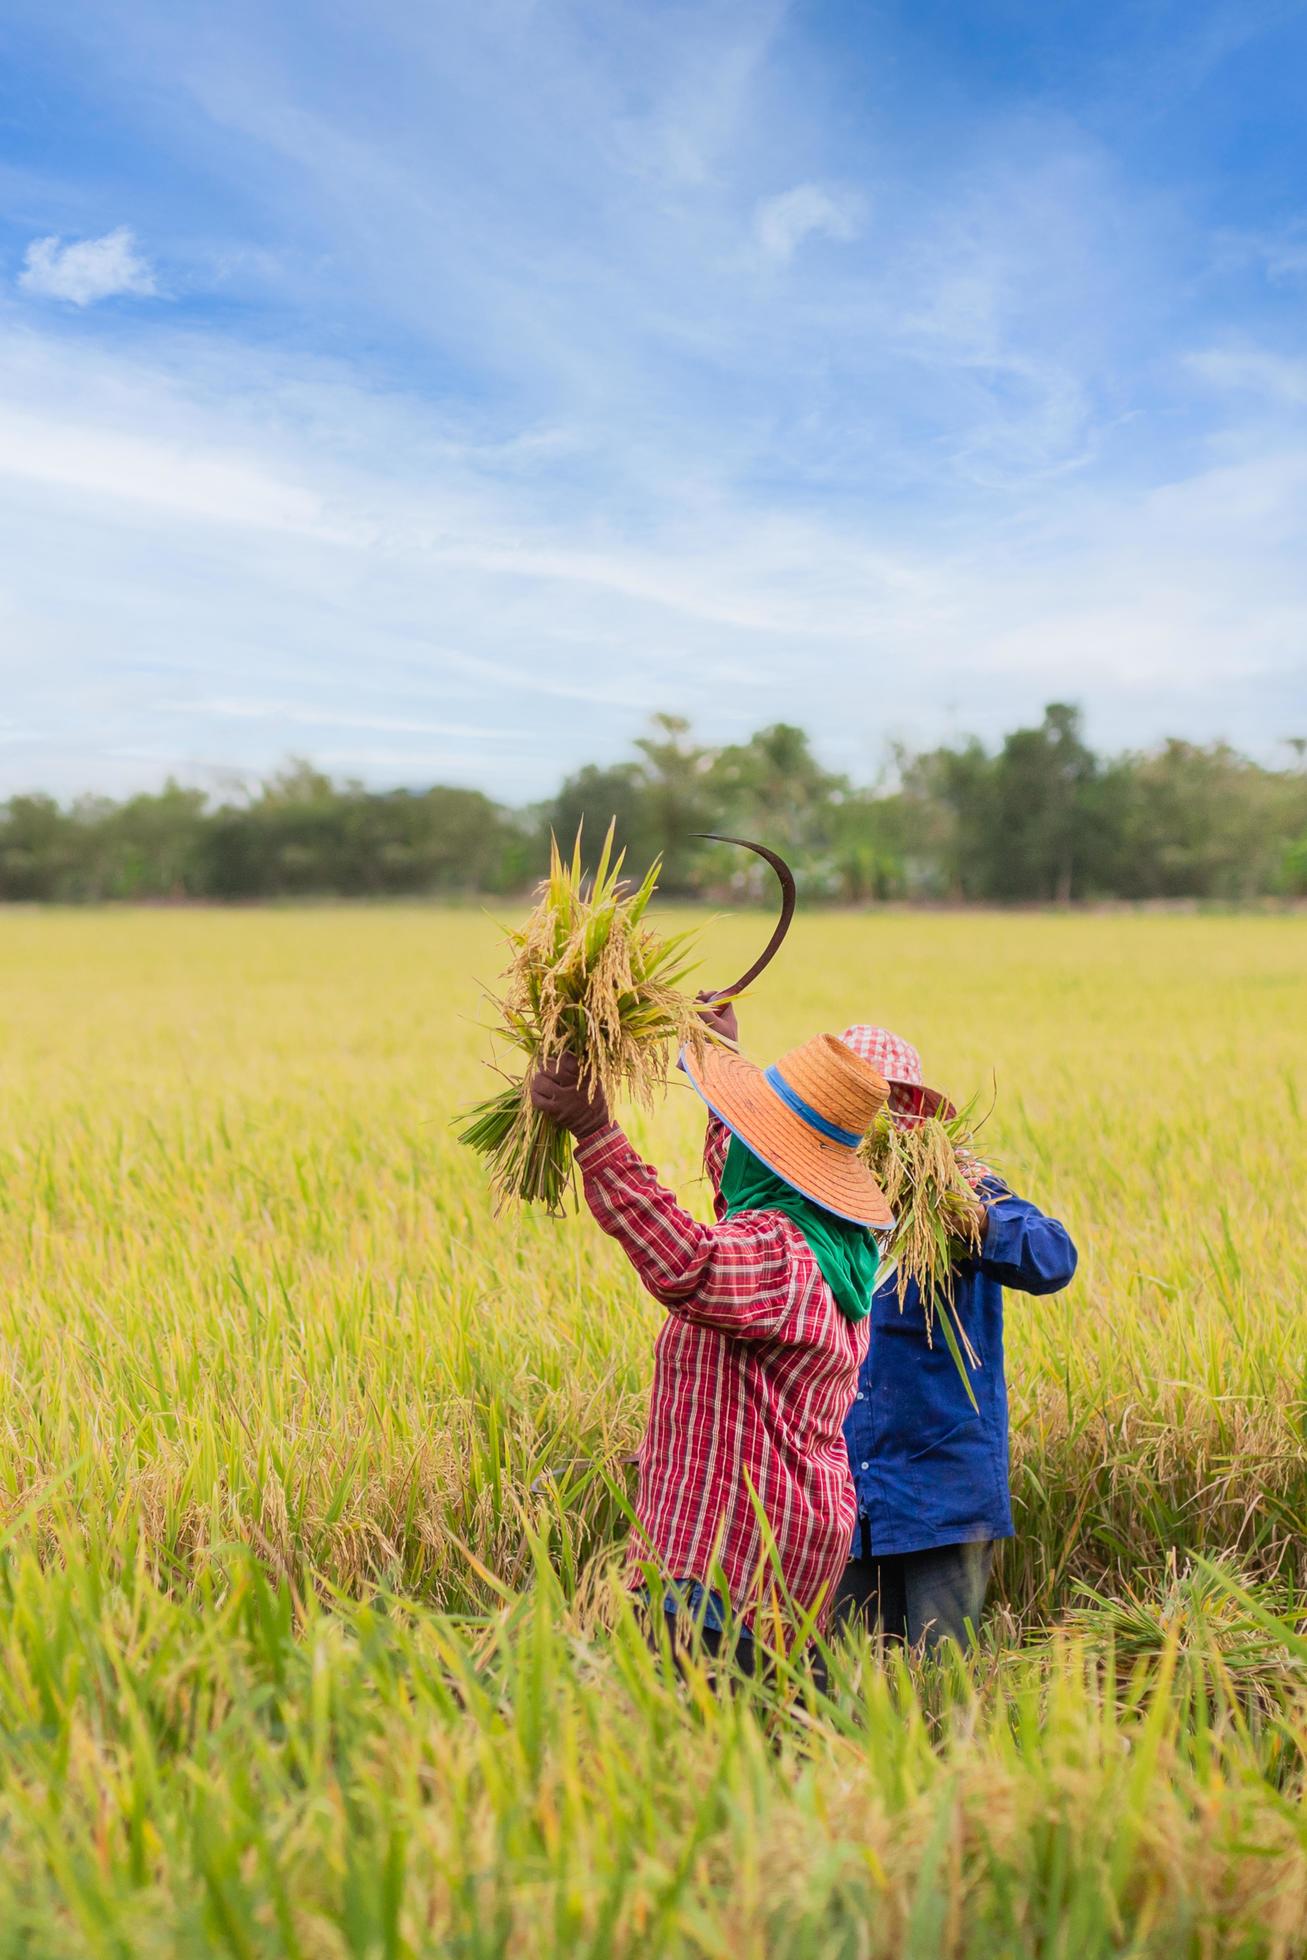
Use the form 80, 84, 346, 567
860, 1103, 997, 1401
458, 822, 707, 1211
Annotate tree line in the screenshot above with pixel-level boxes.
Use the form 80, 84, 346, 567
3, 707, 1305, 905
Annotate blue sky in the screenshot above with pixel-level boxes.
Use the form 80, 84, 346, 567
2, 0, 1305, 799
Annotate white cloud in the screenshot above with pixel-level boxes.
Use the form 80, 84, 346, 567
18, 227, 157, 307
1219, 219, 1307, 287
0, 403, 331, 535
752, 183, 865, 262
0, 6, 1301, 795
0, 320, 1301, 801
1258, 223, 1307, 285
1188, 347, 1307, 407
194, 698, 508, 740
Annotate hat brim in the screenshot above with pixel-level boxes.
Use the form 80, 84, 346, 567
683, 1045, 893, 1231
887, 1080, 957, 1124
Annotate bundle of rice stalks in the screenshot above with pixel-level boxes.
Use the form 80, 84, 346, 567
458, 823, 706, 1211
860, 1101, 996, 1400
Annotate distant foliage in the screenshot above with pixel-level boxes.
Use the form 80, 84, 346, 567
0, 761, 529, 903
3, 707, 1304, 902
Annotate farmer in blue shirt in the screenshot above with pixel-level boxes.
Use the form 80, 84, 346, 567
831, 1024, 1077, 1651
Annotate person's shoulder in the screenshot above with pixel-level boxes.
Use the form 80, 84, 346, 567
715, 1209, 815, 1285
716, 1204, 800, 1245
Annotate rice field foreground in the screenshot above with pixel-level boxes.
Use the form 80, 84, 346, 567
0, 907, 1304, 1958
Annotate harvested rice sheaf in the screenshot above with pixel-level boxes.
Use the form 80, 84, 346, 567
860, 1102, 997, 1395
459, 823, 707, 1210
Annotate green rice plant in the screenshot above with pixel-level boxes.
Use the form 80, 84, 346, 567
458, 822, 706, 1210
0, 906, 1304, 1954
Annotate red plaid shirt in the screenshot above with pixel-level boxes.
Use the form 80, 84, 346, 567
575, 1117, 868, 1632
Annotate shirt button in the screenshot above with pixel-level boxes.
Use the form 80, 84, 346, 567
860, 1461, 869, 1470
857, 1392, 865, 1400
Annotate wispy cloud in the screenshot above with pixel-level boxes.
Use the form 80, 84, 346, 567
189, 699, 510, 740
753, 184, 865, 262
1248, 221, 1307, 286
18, 227, 157, 306
1188, 347, 1307, 406
1, 313, 1301, 797
0, 0, 1302, 796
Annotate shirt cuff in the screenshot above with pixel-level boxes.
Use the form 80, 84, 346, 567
572, 1123, 631, 1177
980, 1198, 1017, 1259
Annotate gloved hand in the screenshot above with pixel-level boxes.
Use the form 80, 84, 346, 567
529, 1051, 611, 1140
696, 990, 739, 1045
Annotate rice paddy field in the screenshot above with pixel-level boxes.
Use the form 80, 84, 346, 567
1, 904, 1305, 1958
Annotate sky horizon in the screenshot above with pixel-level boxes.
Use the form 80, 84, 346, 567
3, 0, 1306, 802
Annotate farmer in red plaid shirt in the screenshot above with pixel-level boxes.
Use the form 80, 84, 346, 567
531, 1007, 891, 1663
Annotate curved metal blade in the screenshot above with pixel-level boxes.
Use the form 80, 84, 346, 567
695, 833, 797, 997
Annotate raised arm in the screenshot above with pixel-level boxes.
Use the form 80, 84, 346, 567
976, 1182, 1078, 1295
693, 991, 737, 1207
573, 1126, 795, 1338
529, 1043, 794, 1339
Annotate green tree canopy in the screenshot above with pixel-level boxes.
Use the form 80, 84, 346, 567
3, 710, 1303, 905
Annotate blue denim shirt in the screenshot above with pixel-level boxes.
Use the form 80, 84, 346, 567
844, 1181, 1077, 1557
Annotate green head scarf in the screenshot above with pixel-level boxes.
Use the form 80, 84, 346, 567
718, 1133, 880, 1323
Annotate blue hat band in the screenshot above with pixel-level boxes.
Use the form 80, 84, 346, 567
763, 1066, 863, 1149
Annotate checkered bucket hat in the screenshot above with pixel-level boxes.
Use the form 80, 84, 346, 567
838, 1025, 956, 1124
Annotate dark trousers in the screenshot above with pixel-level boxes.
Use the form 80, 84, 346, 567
830, 1527, 994, 1652
642, 1618, 765, 1691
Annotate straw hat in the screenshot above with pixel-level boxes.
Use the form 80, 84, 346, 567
682, 1033, 893, 1229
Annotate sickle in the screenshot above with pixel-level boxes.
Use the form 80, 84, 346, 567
695, 834, 797, 998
